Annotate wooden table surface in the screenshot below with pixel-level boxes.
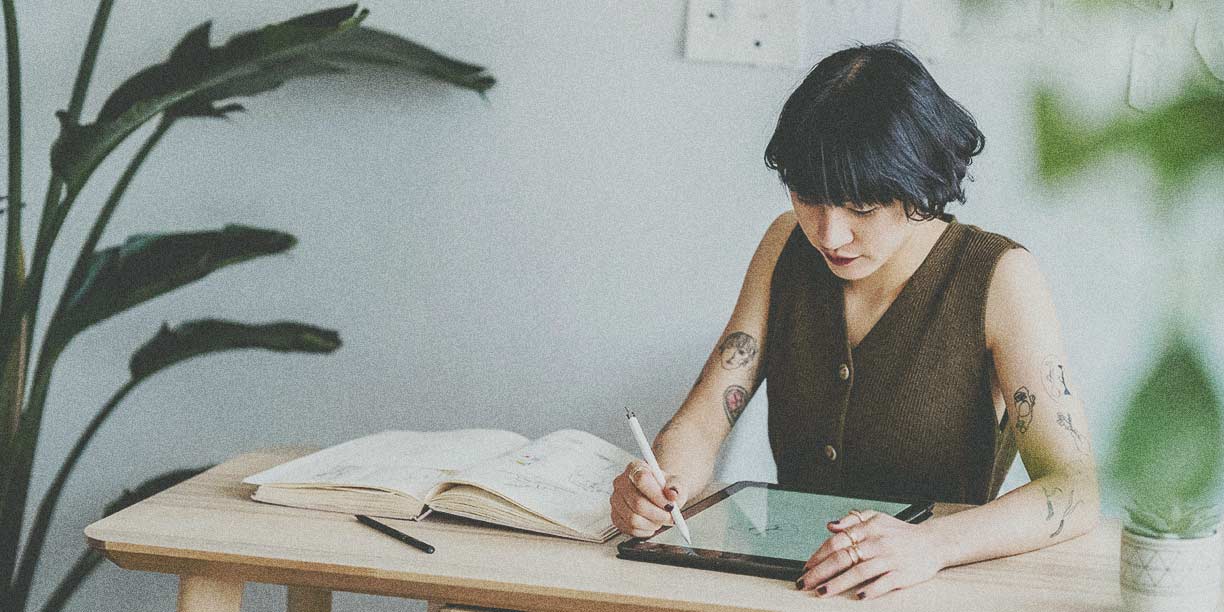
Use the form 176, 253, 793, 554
85, 447, 1126, 611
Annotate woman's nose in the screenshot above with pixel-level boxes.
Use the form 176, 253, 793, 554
817, 210, 853, 250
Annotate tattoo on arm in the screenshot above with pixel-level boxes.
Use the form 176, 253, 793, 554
1056, 413, 1090, 454
1012, 387, 1036, 434
1041, 485, 1084, 538
1041, 355, 1072, 402
723, 385, 748, 426
718, 332, 759, 370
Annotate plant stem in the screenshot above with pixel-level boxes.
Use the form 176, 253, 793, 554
66, 0, 112, 122
11, 378, 139, 611
1, 0, 22, 323
36, 549, 103, 612
5, 0, 115, 416
0, 340, 63, 612
0, 0, 22, 504
0, 3, 114, 597
6, 122, 171, 607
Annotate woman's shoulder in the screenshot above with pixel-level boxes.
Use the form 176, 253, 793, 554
767, 210, 799, 238
754, 211, 801, 261
982, 241, 1051, 351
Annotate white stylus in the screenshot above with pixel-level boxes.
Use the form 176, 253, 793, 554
625, 408, 692, 544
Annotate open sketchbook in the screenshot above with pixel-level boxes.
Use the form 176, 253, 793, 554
242, 429, 636, 543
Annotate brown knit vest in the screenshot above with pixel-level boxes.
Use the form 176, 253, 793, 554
765, 216, 1022, 505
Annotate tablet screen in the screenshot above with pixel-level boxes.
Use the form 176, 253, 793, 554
645, 485, 915, 561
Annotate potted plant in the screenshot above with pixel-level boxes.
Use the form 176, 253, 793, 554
1113, 328, 1222, 612
0, 3, 494, 611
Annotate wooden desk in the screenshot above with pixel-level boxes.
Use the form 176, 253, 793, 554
85, 447, 1123, 611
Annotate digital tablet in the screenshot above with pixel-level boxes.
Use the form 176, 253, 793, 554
616, 481, 933, 581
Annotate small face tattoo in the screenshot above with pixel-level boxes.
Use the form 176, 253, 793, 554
1041, 355, 1072, 402
1013, 387, 1037, 434
718, 332, 759, 370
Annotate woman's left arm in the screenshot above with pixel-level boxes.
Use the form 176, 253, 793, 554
797, 248, 1101, 599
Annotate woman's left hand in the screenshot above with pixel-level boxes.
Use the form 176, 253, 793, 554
795, 509, 947, 600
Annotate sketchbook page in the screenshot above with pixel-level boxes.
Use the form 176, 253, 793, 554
428, 485, 614, 542
440, 429, 635, 536
242, 430, 530, 500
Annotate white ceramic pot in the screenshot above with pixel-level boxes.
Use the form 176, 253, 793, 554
1121, 526, 1223, 612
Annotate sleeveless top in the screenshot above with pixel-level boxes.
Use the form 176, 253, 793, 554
764, 216, 1022, 505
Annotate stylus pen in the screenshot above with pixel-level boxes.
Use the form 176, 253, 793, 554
625, 408, 692, 544
356, 514, 435, 554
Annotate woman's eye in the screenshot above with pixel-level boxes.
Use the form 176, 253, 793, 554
850, 207, 878, 216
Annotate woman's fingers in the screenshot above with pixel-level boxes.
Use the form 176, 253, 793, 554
798, 537, 880, 589
610, 491, 663, 537
626, 461, 673, 510
661, 474, 687, 508
852, 571, 901, 600
805, 529, 855, 569
608, 462, 675, 535
805, 519, 874, 568
827, 508, 881, 530
809, 558, 890, 598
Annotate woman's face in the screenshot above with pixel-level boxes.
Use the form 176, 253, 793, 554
789, 193, 919, 282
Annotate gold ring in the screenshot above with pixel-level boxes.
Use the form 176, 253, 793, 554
844, 543, 861, 565
850, 543, 863, 564
629, 464, 648, 479
849, 509, 866, 523
845, 528, 861, 546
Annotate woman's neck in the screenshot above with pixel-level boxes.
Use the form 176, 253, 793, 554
845, 218, 949, 302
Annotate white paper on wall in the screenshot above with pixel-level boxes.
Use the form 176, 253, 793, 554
896, 0, 962, 65
1195, 9, 1224, 82
1128, 17, 1202, 111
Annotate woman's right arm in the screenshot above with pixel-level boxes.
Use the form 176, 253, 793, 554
610, 211, 796, 538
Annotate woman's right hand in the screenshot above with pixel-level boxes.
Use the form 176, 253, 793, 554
609, 460, 689, 538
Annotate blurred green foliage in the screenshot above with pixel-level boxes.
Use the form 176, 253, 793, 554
1034, 84, 1224, 209
1020, 0, 1224, 537
1111, 330, 1223, 536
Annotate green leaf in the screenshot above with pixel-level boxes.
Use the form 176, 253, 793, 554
1111, 328, 1224, 510
310, 26, 495, 94
130, 319, 341, 381
1033, 83, 1224, 201
163, 22, 348, 120
50, 4, 367, 196
56, 225, 295, 345
1032, 86, 1098, 183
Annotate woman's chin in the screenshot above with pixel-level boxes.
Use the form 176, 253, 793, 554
829, 260, 876, 281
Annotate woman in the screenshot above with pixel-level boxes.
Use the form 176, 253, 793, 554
608, 41, 1099, 600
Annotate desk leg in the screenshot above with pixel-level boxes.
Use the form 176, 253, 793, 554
286, 586, 332, 612
177, 575, 243, 612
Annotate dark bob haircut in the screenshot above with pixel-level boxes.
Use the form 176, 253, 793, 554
763, 41, 984, 220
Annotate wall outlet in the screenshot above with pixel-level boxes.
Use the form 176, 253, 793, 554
684, 0, 801, 67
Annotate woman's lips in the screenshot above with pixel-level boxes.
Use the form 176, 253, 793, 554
824, 252, 859, 266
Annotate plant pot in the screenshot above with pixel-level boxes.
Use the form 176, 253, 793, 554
1121, 526, 1223, 612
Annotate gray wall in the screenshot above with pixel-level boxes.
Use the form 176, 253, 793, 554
10, 1, 1224, 610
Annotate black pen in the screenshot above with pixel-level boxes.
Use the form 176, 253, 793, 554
355, 514, 435, 554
